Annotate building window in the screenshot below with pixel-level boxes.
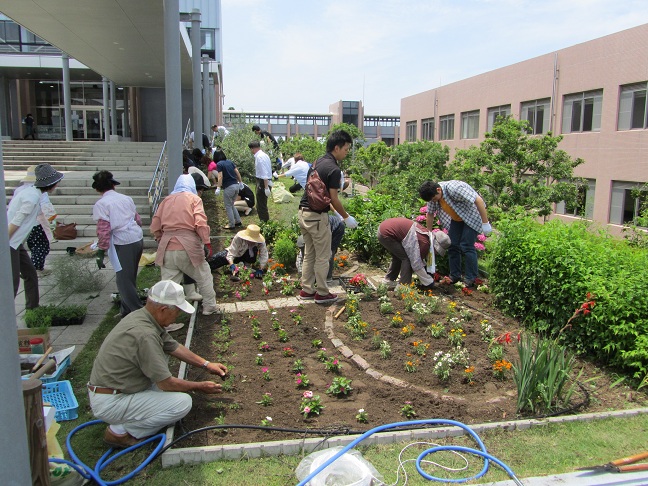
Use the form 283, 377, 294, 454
421, 117, 435, 141
555, 179, 596, 219
342, 101, 360, 127
562, 90, 603, 133
609, 181, 648, 225
460, 110, 479, 139
520, 98, 550, 134
486, 105, 511, 132
439, 114, 454, 141
618, 82, 648, 130
405, 121, 417, 142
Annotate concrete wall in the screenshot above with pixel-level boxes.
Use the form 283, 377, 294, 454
139, 88, 193, 142
400, 23, 648, 234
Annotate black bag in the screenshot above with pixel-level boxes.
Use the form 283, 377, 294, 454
305, 160, 331, 212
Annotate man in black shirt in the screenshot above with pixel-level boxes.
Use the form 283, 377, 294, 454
252, 125, 282, 172
298, 130, 358, 304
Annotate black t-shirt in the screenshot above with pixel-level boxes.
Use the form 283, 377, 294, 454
261, 130, 279, 150
239, 184, 255, 207
299, 152, 341, 213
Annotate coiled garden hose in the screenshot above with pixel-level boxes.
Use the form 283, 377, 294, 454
296, 419, 524, 486
49, 419, 166, 486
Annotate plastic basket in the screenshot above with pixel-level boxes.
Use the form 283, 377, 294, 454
22, 356, 71, 384
42, 380, 78, 421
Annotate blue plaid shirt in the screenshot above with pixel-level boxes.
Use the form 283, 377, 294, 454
426, 180, 483, 233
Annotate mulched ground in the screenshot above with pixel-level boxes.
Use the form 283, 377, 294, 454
169, 270, 648, 448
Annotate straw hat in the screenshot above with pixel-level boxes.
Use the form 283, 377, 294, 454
237, 224, 265, 243
34, 163, 64, 188
22, 165, 37, 183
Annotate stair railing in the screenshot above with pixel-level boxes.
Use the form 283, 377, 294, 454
148, 141, 168, 218
182, 118, 191, 150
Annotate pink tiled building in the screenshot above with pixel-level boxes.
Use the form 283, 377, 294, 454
400, 23, 648, 234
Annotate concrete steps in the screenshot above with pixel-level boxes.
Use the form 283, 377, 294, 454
4, 140, 164, 254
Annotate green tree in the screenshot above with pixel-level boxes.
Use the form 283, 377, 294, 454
326, 122, 365, 170
218, 121, 282, 181
278, 134, 325, 164
348, 141, 392, 188
376, 140, 449, 202
446, 116, 585, 220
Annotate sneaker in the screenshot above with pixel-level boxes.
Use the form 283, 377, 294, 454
234, 222, 242, 227
202, 305, 220, 316
381, 278, 397, 290
315, 292, 338, 304
37, 268, 52, 277
463, 280, 476, 288
104, 427, 140, 449
165, 323, 185, 332
298, 290, 316, 300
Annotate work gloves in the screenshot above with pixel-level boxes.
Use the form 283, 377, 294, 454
254, 269, 264, 279
482, 223, 492, 236
344, 215, 358, 229
96, 249, 106, 269
214, 187, 221, 196
264, 187, 271, 197
204, 243, 212, 258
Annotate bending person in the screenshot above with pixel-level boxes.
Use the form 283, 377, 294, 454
234, 183, 255, 216
377, 217, 450, 290
212, 150, 244, 230
92, 170, 144, 317
150, 174, 218, 316
88, 280, 227, 448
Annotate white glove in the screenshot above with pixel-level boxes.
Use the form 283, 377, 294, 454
344, 215, 358, 229
239, 182, 245, 190
482, 222, 492, 236
214, 187, 221, 196
272, 171, 279, 178
264, 188, 271, 197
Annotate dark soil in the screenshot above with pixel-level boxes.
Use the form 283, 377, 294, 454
170, 269, 648, 449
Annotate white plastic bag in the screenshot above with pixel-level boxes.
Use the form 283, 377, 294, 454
295, 446, 383, 486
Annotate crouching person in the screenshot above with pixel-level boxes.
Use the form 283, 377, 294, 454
88, 280, 227, 448
208, 224, 268, 280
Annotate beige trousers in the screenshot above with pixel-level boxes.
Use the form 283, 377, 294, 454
298, 209, 331, 296
160, 250, 217, 309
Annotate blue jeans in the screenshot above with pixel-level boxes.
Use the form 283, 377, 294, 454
448, 220, 479, 283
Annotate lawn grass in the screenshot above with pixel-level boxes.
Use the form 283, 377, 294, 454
50, 186, 648, 484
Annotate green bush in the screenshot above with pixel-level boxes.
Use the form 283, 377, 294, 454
343, 190, 418, 265
272, 236, 297, 270
259, 220, 288, 246
490, 218, 648, 377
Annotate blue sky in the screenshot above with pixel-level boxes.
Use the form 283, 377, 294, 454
221, 0, 648, 115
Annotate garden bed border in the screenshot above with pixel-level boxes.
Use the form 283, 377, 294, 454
160, 296, 648, 467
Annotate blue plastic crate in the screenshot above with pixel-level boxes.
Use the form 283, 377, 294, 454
22, 356, 71, 384
42, 380, 78, 422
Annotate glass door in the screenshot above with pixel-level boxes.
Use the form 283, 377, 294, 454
85, 110, 102, 139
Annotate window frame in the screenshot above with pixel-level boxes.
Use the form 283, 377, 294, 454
561, 90, 603, 134
439, 114, 455, 141
405, 121, 417, 142
486, 105, 511, 132
618, 82, 648, 131
460, 110, 480, 139
421, 117, 435, 141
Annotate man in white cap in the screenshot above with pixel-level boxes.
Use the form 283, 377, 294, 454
88, 280, 227, 448
207, 224, 268, 280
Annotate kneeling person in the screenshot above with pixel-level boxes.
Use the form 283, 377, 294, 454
208, 224, 268, 280
88, 280, 227, 448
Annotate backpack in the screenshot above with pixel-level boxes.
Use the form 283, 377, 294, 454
305, 159, 331, 212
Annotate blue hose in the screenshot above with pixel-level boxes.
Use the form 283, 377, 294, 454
49, 420, 166, 486
296, 419, 522, 486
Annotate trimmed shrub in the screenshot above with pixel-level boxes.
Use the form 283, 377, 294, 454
273, 236, 297, 270
490, 218, 648, 377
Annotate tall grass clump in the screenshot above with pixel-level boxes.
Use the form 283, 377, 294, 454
51, 255, 105, 295
513, 333, 577, 415
490, 218, 648, 378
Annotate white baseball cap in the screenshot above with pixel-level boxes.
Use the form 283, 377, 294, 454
148, 280, 195, 314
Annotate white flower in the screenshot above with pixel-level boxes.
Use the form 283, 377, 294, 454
265, 416, 272, 422
358, 409, 365, 413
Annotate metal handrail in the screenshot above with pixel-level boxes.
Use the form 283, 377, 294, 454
148, 141, 168, 218
182, 118, 191, 150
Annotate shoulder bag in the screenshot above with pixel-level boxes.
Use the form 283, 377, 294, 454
305, 160, 331, 212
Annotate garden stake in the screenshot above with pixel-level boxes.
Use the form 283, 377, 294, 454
334, 305, 346, 320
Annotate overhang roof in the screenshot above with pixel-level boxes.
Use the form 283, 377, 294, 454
0, 0, 193, 88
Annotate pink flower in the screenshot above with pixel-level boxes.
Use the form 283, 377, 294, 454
303, 406, 311, 414
416, 215, 426, 223
303, 391, 313, 398
333, 359, 338, 365
296, 379, 302, 384
477, 234, 487, 242
474, 242, 485, 251
420, 206, 428, 214
262, 367, 269, 373
290, 309, 296, 313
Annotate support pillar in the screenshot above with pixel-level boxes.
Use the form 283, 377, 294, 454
102, 77, 109, 141
202, 54, 210, 139
109, 81, 117, 137
61, 54, 72, 141
191, 9, 202, 151
123, 88, 130, 138
164, 0, 182, 192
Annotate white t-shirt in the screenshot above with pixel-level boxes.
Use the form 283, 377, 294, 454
283, 161, 310, 188
7, 185, 41, 249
